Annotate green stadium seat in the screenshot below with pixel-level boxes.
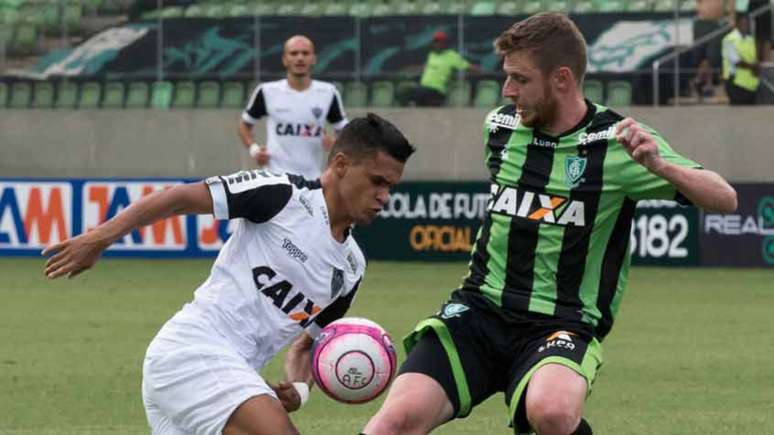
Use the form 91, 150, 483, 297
274, 1, 300, 16
420, 1, 443, 14
627, 0, 652, 12
473, 80, 500, 108
151, 81, 173, 109
202, 3, 226, 18
573, 0, 593, 13
250, 2, 276, 15
159, 6, 184, 18
440, 0, 466, 14
606, 80, 632, 107
32, 81, 55, 108
322, 1, 348, 15
521, 0, 544, 14
680, 0, 696, 12
9, 82, 31, 108
583, 79, 604, 104
197, 81, 220, 108
102, 81, 125, 108
395, 80, 415, 106
172, 81, 195, 108
349, 1, 371, 17
299, 1, 323, 16
41, 5, 60, 34
469, 1, 496, 15
79, 81, 102, 108
221, 81, 245, 108
62, 2, 82, 32
125, 81, 149, 108
370, 81, 395, 107
343, 81, 368, 108
653, 0, 675, 12
55, 81, 78, 109
227, 3, 250, 17
18, 5, 43, 27
496, 1, 519, 15
446, 80, 471, 107
0, 82, 8, 108
11, 23, 37, 53
592, 0, 625, 12
184, 4, 205, 17
0, 8, 20, 26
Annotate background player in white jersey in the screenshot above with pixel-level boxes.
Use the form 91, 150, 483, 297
238, 35, 348, 180
43, 113, 415, 435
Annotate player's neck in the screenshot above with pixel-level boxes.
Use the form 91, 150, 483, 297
319, 171, 350, 243
286, 75, 312, 92
544, 93, 587, 136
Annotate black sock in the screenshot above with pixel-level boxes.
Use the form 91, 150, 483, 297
572, 418, 592, 435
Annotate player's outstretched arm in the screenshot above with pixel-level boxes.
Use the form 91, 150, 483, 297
42, 182, 213, 279
615, 117, 737, 214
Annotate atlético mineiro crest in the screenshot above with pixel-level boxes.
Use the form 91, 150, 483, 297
330, 268, 344, 299
564, 156, 587, 188
312, 107, 323, 119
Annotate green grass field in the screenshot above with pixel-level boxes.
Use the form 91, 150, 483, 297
1, 258, 772, 434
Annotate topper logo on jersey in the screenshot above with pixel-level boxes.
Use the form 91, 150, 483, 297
538, 331, 576, 353
252, 265, 321, 327
276, 123, 323, 137
282, 238, 308, 263
0, 183, 71, 248
488, 184, 586, 226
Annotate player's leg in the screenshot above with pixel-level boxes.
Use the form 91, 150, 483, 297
506, 330, 603, 435
223, 395, 298, 435
363, 332, 455, 435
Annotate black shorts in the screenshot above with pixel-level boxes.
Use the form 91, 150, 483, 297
399, 298, 603, 434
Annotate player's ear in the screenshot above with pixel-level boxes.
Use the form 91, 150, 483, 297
553, 66, 574, 92
330, 152, 350, 177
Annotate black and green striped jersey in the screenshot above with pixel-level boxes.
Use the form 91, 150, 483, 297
458, 101, 699, 341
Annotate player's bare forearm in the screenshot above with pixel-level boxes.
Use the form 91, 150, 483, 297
284, 332, 315, 385
43, 182, 213, 279
652, 163, 737, 213
238, 120, 255, 147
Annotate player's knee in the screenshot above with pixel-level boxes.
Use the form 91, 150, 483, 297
526, 394, 581, 435
363, 406, 412, 435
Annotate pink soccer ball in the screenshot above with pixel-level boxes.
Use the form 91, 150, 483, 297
311, 317, 398, 404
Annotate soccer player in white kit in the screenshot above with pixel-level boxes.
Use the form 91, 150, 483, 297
238, 35, 348, 180
43, 113, 415, 435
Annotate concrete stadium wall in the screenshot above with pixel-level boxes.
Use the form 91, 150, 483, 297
1, 106, 772, 182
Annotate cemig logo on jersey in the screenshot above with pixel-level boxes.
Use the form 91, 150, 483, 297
578, 125, 616, 145
486, 112, 520, 133
276, 123, 323, 137
83, 182, 185, 250
0, 182, 72, 249
252, 265, 321, 328
538, 331, 576, 353
488, 184, 586, 226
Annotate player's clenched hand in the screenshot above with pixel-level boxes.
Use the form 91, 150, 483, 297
615, 117, 666, 174
254, 146, 270, 166
41, 233, 109, 279
269, 381, 302, 413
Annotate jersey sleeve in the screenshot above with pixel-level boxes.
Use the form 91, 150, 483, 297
306, 278, 362, 338
242, 85, 267, 124
326, 87, 348, 130
453, 51, 470, 70
204, 170, 293, 223
620, 125, 702, 203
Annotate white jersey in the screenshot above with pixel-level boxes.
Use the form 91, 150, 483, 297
242, 79, 348, 180
156, 170, 365, 370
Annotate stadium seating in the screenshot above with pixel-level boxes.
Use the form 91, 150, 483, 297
151, 81, 173, 109
0, 82, 8, 108
55, 81, 78, 109
172, 81, 196, 108
9, 81, 31, 108
32, 81, 54, 108
370, 80, 395, 107
79, 81, 102, 108
446, 80, 471, 107
473, 79, 500, 108
344, 81, 368, 107
125, 81, 150, 108
197, 80, 221, 108
102, 81, 126, 108
583, 79, 604, 104
606, 80, 633, 107
221, 81, 245, 108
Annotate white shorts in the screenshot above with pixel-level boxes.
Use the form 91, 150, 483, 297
142, 321, 276, 435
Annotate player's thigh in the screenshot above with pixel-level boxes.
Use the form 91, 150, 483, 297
223, 394, 297, 435
369, 371, 453, 433
505, 331, 603, 433
143, 342, 277, 435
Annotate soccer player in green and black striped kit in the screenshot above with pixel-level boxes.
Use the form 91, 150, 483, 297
364, 12, 737, 435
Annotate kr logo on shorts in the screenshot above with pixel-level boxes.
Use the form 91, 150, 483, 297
538, 331, 576, 353
439, 303, 469, 319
